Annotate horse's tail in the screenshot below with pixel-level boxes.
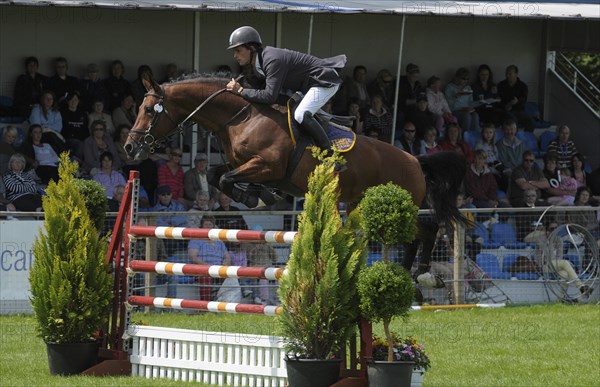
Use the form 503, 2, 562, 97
417, 151, 469, 227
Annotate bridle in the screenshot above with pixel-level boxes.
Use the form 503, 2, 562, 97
128, 80, 248, 155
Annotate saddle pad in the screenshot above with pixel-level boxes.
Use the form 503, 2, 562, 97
286, 100, 356, 152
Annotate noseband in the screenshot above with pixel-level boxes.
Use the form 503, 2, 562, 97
129, 86, 231, 154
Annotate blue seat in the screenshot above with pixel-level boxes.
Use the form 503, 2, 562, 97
463, 130, 480, 150
524, 102, 552, 129
476, 253, 511, 279
490, 223, 528, 248
495, 130, 504, 143
474, 222, 499, 249
502, 254, 538, 280
367, 253, 383, 266
539, 130, 556, 153
516, 131, 543, 157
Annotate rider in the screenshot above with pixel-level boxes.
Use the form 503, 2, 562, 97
226, 26, 347, 171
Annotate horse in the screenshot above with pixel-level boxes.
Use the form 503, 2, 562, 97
124, 73, 466, 234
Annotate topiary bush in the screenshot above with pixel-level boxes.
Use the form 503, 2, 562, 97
29, 153, 113, 344
73, 178, 108, 232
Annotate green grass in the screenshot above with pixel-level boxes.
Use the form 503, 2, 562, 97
1, 304, 599, 386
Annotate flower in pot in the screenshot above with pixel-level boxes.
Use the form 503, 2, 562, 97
278, 150, 367, 387
372, 334, 431, 387
29, 153, 113, 375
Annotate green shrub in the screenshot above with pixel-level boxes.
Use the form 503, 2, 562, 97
73, 178, 108, 232
278, 150, 367, 359
29, 153, 113, 343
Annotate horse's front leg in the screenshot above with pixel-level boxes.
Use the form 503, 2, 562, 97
219, 156, 283, 208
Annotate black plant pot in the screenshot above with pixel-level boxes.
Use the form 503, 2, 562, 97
285, 357, 341, 387
367, 361, 414, 387
46, 341, 99, 375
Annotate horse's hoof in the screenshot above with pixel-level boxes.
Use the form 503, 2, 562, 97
244, 195, 259, 208
259, 189, 277, 205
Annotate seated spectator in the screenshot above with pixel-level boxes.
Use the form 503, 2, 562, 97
546, 125, 578, 169
524, 219, 593, 301
471, 64, 500, 126
343, 65, 370, 110
1, 126, 26, 174
158, 147, 186, 205
187, 191, 212, 227
367, 69, 395, 110
497, 64, 534, 132
547, 167, 577, 206
464, 150, 501, 208
227, 242, 254, 299
79, 63, 109, 113
516, 188, 541, 240
131, 65, 154, 108
247, 236, 278, 304
541, 151, 577, 204
111, 93, 136, 129
396, 63, 423, 118
160, 63, 179, 84
346, 98, 364, 135
82, 120, 121, 175
425, 76, 456, 135
568, 187, 600, 241
406, 94, 440, 137
104, 60, 132, 111
420, 126, 442, 155
188, 215, 231, 301
444, 67, 479, 132
93, 151, 126, 198
496, 119, 525, 179
29, 90, 64, 149
215, 192, 248, 230
570, 153, 588, 188
20, 124, 60, 185
184, 152, 218, 207
394, 122, 423, 156
0, 177, 17, 213
60, 91, 88, 160
152, 185, 187, 227
474, 123, 505, 187
2, 153, 43, 212
88, 99, 115, 136
507, 150, 549, 207
46, 57, 79, 104
107, 184, 125, 212
13, 56, 46, 117
439, 123, 473, 163
364, 94, 393, 143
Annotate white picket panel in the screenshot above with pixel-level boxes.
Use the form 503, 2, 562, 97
129, 325, 288, 386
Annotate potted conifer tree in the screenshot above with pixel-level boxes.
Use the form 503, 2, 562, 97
278, 151, 366, 387
29, 153, 113, 375
357, 183, 419, 387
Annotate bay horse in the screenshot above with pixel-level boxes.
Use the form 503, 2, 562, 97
124, 73, 466, 237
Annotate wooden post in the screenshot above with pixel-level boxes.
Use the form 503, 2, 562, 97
453, 222, 465, 304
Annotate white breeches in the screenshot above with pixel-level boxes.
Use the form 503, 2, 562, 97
294, 84, 340, 123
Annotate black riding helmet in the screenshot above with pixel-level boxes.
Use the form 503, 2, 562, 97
228, 26, 262, 49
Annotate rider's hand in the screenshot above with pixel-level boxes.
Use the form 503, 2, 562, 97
227, 78, 243, 94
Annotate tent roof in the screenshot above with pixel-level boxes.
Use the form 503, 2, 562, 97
1, 0, 599, 20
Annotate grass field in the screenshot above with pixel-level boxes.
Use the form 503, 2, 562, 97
1, 304, 598, 387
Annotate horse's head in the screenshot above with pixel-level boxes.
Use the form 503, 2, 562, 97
124, 74, 178, 160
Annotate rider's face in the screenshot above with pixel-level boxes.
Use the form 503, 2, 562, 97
232, 46, 252, 66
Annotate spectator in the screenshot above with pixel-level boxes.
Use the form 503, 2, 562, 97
516, 188, 541, 240
344, 65, 369, 110
541, 151, 577, 204
394, 122, 422, 156
104, 60, 132, 111
439, 123, 473, 163
157, 147, 185, 204
20, 124, 59, 185
2, 153, 43, 212
568, 187, 600, 241
547, 167, 577, 206
425, 76, 455, 135
187, 191, 212, 228
420, 126, 441, 155
215, 192, 248, 230
60, 91, 88, 160
497, 64, 534, 131
397, 63, 423, 116
571, 153, 588, 188
88, 99, 115, 136
13, 56, 46, 117
247, 237, 279, 304
152, 184, 187, 227
160, 63, 179, 84
444, 67, 479, 132
188, 215, 231, 300
184, 152, 218, 207
82, 120, 121, 175
524, 219, 593, 301
93, 151, 127, 198
107, 184, 125, 212
464, 150, 500, 208
406, 94, 440, 137
111, 93, 136, 128
546, 125, 578, 169
29, 90, 63, 135
46, 57, 79, 104
346, 98, 364, 135
0, 177, 17, 213
496, 119, 525, 179
364, 94, 393, 143
1, 126, 26, 174
507, 150, 549, 207
471, 64, 500, 126
367, 69, 395, 110
79, 63, 109, 113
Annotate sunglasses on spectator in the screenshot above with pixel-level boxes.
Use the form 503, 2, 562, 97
524, 159, 535, 162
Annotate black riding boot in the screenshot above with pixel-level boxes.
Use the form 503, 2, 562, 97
301, 112, 347, 172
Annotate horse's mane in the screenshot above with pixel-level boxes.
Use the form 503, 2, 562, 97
170, 72, 230, 85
